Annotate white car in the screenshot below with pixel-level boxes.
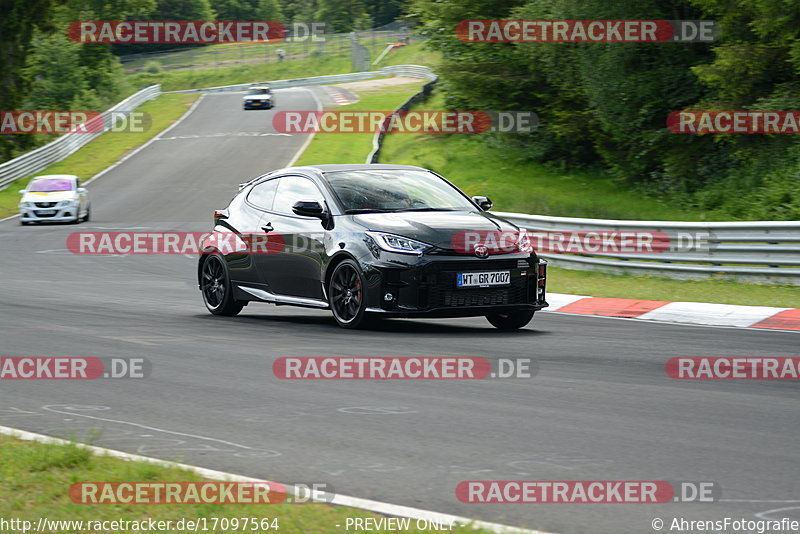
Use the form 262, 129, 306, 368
243, 86, 274, 110
19, 174, 90, 225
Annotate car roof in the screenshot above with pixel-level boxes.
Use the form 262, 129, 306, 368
282, 164, 430, 175
249, 86, 271, 90
239, 164, 433, 190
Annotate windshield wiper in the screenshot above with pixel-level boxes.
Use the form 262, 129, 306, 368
391, 207, 457, 212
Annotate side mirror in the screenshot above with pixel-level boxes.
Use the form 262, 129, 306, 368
472, 195, 493, 211
18, 189, 26, 194
292, 200, 326, 218
77, 187, 87, 194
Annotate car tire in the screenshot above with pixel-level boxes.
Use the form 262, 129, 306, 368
201, 254, 245, 316
486, 310, 535, 330
83, 205, 91, 222
328, 259, 373, 329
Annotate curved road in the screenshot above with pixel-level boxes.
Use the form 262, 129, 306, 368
0, 86, 798, 534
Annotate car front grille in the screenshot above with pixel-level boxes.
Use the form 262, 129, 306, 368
439, 287, 522, 307
423, 259, 531, 308
34, 202, 56, 208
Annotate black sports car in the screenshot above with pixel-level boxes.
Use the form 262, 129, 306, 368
198, 164, 548, 329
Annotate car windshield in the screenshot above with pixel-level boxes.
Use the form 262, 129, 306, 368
28, 178, 74, 192
325, 169, 476, 213
248, 88, 270, 95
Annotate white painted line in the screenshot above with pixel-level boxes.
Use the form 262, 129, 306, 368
544, 293, 590, 311
544, 310, 800, 334
285, 87, 322, 167
637, 301, 792, 328
0, 425, 551, 534
84, 93, 206, 187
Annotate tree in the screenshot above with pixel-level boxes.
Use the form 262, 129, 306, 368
314, 0, 371, 32
364, 0, 406, 27
0, 0, 62, 160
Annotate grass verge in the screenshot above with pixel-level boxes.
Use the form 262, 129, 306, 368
295, 82, 425, 166
0, 93, 199, 220
379, 93, 712, 222
547, 266, 800, 308
128, 42, 436, 93
0, 434, 492, 533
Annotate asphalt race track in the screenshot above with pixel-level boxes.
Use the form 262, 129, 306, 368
1, 87, 798, 534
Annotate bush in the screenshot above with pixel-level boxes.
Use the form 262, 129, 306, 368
143, 60, 161, 74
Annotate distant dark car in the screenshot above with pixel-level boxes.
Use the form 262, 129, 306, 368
198, 164, 548, 329
243, 86, 274, 110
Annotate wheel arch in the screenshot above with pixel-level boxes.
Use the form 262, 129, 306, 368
323, 251, 360, 294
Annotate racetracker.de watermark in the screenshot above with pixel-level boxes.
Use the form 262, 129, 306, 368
68, 21, 287, 44
0, 357, 150, 379
456, 20, 717, 43
666, 357, 800, 380
272, 110, 538, 134
0, 111, 150, 134
70, 481, 333, 504
668, 111, 800, 134
456, 481, 720, 504
273, 357, 537, 379
452, 230, 715, 255
66, 232, 284, 255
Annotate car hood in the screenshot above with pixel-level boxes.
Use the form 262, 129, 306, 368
351, 210, 520, 251
21, 191, 77, 203
243, 94, 271, 100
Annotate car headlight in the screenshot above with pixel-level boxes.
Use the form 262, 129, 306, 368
365, 231, 432, 255
57, 199, 77, 207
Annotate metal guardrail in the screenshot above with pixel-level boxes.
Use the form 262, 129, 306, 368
494, 212, 800, 284
366, 67, 439, 163
167, 65, 437, 94
0, 85, 161, 191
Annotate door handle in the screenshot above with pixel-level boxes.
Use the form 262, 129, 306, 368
261, 223, 273, 232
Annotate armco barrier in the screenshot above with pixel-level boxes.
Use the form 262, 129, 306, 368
166, 65, 437, 94
493, 212, 800, 284
0, 85, 161, 190
366, 70, 439, 163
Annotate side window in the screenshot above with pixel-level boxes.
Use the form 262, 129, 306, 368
273, 176, 324, 215
246, 178, 279, 210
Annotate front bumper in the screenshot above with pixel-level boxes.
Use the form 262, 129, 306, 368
243, 100, 272, 109
20, 206, 79, 222
363, 254, 548, 318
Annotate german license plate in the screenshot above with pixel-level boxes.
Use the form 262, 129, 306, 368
456, 270, 510, 288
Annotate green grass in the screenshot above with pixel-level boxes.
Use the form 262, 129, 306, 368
127, 42, 435, 92
123, 37, 436, 72
0, 434, 493, 533
379, 92, 715, 222
0, 93, 199, 219
548, 266, 800, 307
295, 82, 425, 166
